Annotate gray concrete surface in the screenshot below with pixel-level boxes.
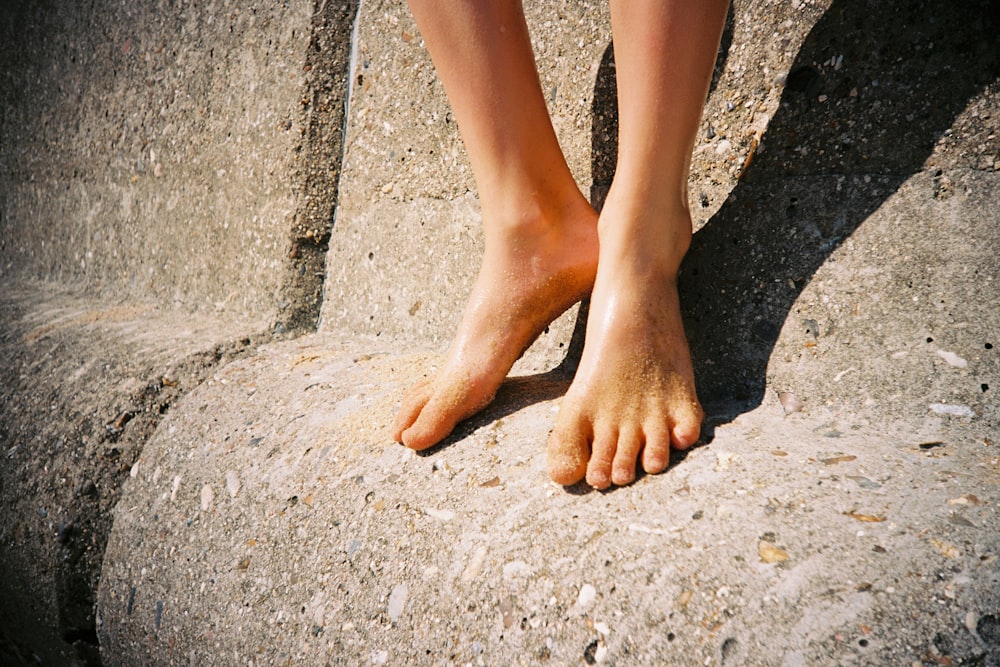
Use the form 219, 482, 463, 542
98, 334, 998, 665
0, 284, 262, 665
1, 0, 998, 664
0, 0, 357, 333
1, 0, 358, 663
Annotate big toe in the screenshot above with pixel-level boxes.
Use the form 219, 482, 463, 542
400, 399, 461, 451
546, 415, 590, 486
393, 381, 431, 442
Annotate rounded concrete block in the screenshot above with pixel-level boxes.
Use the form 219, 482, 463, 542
98, 333, 999, 665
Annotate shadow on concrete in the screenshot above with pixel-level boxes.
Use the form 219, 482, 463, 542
417, 371, 572, 454
586, 0, 997, 421
414, 0, 998, 465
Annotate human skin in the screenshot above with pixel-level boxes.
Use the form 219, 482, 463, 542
394, 0, 729, 489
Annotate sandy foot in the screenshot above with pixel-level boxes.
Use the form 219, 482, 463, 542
394, 201, 598, 450
546, 202, 703, 489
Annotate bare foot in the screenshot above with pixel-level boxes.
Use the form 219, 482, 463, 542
546, 201, 703, 489
393, 199, 599, 450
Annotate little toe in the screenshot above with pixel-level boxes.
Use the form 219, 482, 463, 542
585, 429, 617, 490
611, 428, 643, 487
670, 401, 704, 450
546, 416, 591, 486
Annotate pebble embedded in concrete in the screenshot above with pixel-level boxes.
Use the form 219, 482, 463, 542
387, 584, 407, 624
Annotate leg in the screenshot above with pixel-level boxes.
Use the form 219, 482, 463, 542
393, 1, 598, 449
547, 0, 728, 488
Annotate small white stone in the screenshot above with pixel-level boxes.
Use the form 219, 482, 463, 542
424, 508, 455, 521
935, 349, 968, 368
929, 403, 975, 417
576, 584, 597, 610
833, 367, 856, 383
462, 545, 488, 583
594, 621, 610, 636
503, 560, 531, 579
225, 470, 240, 498
715, 139, 733, 155
387, 584, 408, 623
779, 392, 804, 414
200, 484, 214, 512
372, 650, 389, 665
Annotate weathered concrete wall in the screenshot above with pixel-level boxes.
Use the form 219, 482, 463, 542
0, 1, 358, 663
319, 0, 615, 372
0, 0, 356, 333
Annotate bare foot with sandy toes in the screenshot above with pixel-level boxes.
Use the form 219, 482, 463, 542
393, 200, 598, 449
395, 0, 727, 485
546, 200, 703, 489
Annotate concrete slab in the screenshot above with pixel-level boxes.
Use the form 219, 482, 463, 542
0, 285, 264, 664
98, 325, 998, 665
0, 0, 358, 661
0, 0, 359, 333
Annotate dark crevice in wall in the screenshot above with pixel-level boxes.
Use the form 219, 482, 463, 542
275, 0, 361, 335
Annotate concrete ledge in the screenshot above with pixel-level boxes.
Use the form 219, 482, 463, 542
0, 0, 358, 661
0, 283, 266, 663
98, 330, 998, 665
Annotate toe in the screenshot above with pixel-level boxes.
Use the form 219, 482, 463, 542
641, 425, 672, 475
546, 412, 591, 486
670, 399, 704, 450
393, 380, 431, 442
400, 398, 459, 451
585, 427, 617, 490
611, 428, 643, 487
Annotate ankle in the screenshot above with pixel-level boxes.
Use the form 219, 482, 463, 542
483, 190, 596, 247
597, 203, 692, 275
